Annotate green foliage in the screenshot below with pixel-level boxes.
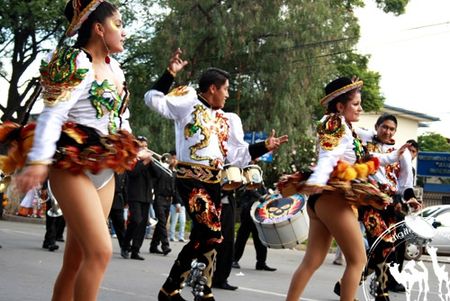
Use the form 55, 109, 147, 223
0, 0, 67, 122
335, 52, 384, 112
0, 0, 411, 185
418, 133, 450, 152
124, 0, 375, 184
375, 0, 410, 15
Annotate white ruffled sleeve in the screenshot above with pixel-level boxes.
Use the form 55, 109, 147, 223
374, 150, 399, 166
144, 86, 198, 120
225, 112, 252, 168
396, 148, 414, 194
27, 49, 93, 162
354, 127, 375, 144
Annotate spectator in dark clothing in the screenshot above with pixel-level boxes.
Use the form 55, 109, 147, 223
122, 137, 157, 260
111, 172, 127, 254
232, 187, 276, 271
42, 182, 66, 252
150, 151, 181, 256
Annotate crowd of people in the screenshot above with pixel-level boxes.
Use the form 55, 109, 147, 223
0, 1, 427, 301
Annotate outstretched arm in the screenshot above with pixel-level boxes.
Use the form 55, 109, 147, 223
167, 48, 188, 76
151, 48, 189, 94
264, 129, 289, 152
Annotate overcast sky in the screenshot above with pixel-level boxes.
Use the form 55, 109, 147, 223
355, 0, 450, 137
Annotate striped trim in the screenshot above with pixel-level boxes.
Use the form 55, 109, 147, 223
319, 80, 363, 107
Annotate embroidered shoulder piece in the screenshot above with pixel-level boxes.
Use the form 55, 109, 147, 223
167, 85, 189, 97
40, 46, 89, 106
317, 114, 346, 151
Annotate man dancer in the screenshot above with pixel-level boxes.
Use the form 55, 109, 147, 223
145, 49, 288, 301
355, 114, 421, 301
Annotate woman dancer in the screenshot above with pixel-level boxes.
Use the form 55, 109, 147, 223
285, 77, 407, 301
6, 1, 138, 300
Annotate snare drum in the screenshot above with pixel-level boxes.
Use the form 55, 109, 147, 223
251, 193, 309, 249
221, 165, 243, 191
404, 215, 436, 242
243, 165, 263, 190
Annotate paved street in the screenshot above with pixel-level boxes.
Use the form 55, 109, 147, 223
0, 219, 449, 301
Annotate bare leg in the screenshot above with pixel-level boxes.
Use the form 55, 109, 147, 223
286, 192, 366, 301
315, 193, 366, 301
52, 228, 82, 300
286, 206, 333, 301
49, 168, 115, 301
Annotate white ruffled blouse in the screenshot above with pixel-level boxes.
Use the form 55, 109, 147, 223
144, 87, 251, 169
27, 48, 131, 163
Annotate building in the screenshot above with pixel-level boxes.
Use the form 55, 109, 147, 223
354, 104, 440, 148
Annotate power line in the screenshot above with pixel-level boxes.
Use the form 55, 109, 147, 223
407, 21, 450, 31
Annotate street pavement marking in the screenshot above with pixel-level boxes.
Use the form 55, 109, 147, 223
232, 286, 321, 301
162, 273, 321, 300
100, 286, 143, 297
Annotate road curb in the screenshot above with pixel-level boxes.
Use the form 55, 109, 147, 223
1, 213, 45, 225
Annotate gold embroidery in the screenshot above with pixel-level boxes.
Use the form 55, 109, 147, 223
40, 46, 89, 106
167, 85, 189, 97
184, 105, 229, 165
317, 114, 345, 151
176, 163, 221, 183
189, 188, 221, 232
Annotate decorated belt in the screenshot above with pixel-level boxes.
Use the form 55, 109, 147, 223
176, 161, 221, 184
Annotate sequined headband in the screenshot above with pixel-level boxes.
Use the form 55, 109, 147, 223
66, 0, 105, 37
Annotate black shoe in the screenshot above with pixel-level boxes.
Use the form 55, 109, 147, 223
213, 281, 238, 290
48, 244, 59, 251
255, 263, 276, 271
388, 283, 405, 292
130, 252, 145, 260
333, 281, 341, 296
201, 294, 215, 301
334, 281, 359, 300
121, 248, 130, 259
158, 289, 187, 301
162, 247, 172, 256
42, 242, 59, 251
231, 261, 240, 269
375, 293, 390, 301
56, 237, 65, 242
150, 247, 164, 254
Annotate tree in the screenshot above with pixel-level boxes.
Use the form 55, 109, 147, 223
0, 0, 410, 183
124, 0, 408, 184
0, 0, 153, 123
418, 132, 450, 152
0, 0, 67, 123
375, 0, 409, 15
